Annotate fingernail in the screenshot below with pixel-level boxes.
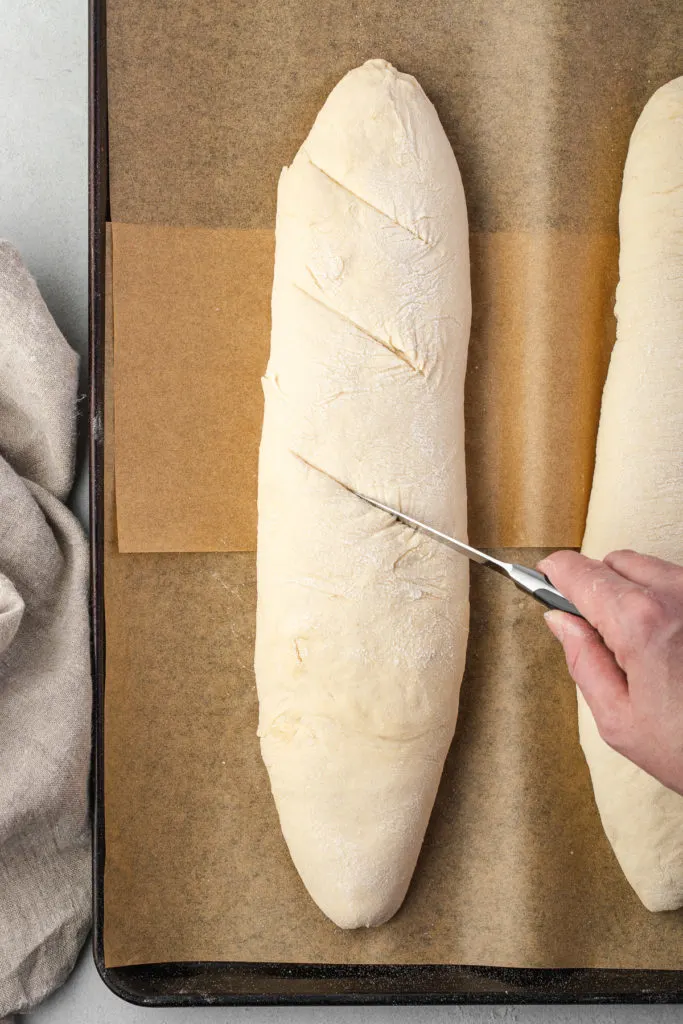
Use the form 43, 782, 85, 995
544, 609, 565, 641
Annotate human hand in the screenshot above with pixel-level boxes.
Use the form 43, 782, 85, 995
537, 549, 683, 796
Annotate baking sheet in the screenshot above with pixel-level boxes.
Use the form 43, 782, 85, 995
103, 0, 683, 969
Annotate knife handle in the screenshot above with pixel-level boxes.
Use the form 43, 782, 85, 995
509, 565, 584, 619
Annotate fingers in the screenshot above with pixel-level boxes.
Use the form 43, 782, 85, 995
537, 550, 639, 650
603, 549, 683, 592
544, 610, 630, 747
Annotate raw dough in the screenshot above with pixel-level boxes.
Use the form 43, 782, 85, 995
580, 77, 683, 912
254, 59, 471, 928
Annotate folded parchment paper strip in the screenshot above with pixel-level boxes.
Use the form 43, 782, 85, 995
111, 226, 616, 551
111, 223, 272, 552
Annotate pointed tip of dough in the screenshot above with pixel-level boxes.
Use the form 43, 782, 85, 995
283, 822, 419, 930
319, 56, 429, 117
578, 703, 683, 913
637, 884, 683, 915
353, 57, 419, 85
303, 863, 411, 930
261, 729, 444, 929
333, 57, 429, 109
621, 859, 683, 914
297, 55, 463, 250
358, 57, 398, 74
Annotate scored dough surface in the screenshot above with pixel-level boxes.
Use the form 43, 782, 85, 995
580, 76, 683, 913
255, 59, 471, 928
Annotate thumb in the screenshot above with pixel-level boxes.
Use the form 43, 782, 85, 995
544, 610, 630, 746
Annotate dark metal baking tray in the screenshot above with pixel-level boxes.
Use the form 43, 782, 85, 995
88, 0, 683, 1004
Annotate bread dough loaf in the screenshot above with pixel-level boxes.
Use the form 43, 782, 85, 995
255, 59, 471, 928
580, 77, 683, 912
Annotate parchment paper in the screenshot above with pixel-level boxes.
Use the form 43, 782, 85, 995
103, 0, 683, 969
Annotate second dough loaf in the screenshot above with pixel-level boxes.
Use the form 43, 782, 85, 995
580, 77, 683, 912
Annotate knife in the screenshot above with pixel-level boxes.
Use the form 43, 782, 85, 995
353, 492, 583, 619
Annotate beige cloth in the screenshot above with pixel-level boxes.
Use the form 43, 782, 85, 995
0, 242, 90, 1017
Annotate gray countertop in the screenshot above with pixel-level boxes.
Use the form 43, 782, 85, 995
2, 1, 679, 1020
